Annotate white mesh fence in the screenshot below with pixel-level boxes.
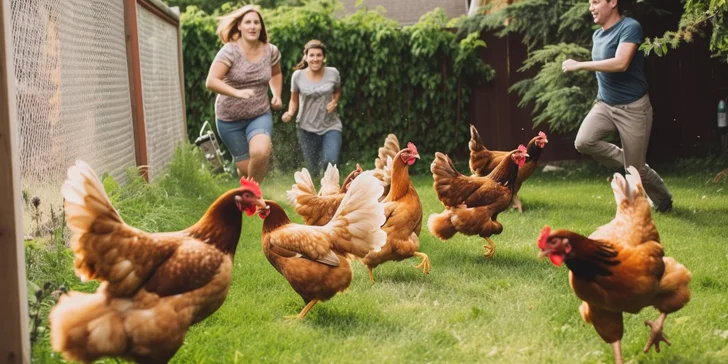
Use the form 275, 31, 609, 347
11, 0, 184, 234
136, 4, 185, 181
12, 0, 136, 234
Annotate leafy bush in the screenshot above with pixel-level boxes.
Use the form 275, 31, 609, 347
180, 0, 494, 173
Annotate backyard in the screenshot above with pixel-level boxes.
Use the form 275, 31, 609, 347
26, 148, 728, 363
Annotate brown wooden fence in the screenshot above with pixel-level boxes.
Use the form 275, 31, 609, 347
469, 23, 728, 163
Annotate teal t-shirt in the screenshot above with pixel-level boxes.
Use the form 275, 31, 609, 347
592, 17, 648, 105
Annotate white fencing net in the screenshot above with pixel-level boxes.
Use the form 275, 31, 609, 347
11, 0, 137, 234
137, 4, 186, 181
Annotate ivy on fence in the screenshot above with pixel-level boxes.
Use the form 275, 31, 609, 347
181, 0, 493, 173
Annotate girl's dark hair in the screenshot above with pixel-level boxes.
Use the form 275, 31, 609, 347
293, 40, 327, 70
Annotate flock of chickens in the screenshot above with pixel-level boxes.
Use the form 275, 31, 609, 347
48, 126, 691, 364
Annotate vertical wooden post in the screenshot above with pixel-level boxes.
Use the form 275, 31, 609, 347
173, 6, 188, 139
0, 0, 31, 362
124, 0, 149, 181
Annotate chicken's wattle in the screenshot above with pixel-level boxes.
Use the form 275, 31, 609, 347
549, 253, 565, 266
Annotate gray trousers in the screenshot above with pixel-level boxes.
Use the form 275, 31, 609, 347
574, 94, 672, 206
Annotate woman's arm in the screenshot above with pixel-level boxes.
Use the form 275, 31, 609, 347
282, 91, 299, 122
563, 42, 638, 73
326, 87, 340, 113
206, 62, 253, 99
269, 63, 283, 110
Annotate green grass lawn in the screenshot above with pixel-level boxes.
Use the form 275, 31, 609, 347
28, 150, 728, 363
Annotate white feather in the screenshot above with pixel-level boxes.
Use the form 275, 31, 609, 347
286, 167, 317, 205
318, 163, 340, 196
325, 171, 386, 253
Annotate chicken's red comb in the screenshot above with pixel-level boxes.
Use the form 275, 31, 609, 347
518, 144, 527, 153
538, 131, 547, 139
407, 142, 418, 154
239, 177, 262, 198
538, 226, 551, 249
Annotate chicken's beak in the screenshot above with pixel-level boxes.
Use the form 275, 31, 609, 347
255, 200, 270, 219
414, 153, 421, 159
537, 249, 550, 260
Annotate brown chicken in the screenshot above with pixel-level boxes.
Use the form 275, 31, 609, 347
49, 160, 266, 363
361, 142, 430, 282
469, 125, 548, 212
428, 145, 528, 258
372, 133, 401, 199
537, 167, 691, 364
259, 171, 386, 319
287, 164, 363, 226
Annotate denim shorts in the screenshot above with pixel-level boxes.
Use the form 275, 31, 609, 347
216, 111, 273, 162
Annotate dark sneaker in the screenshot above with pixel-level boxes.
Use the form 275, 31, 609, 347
656, 198, 673, 213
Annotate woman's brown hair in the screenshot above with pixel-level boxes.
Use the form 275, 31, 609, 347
217, 5, 268, 44
293, 40, 327, 70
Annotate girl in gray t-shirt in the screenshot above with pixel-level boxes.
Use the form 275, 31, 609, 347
282, 40, 342, 178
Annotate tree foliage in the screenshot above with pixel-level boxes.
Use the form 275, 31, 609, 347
181, 0, 493, 172
641, 0, 728, 61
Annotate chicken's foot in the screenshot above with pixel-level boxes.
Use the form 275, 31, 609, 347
643, 312, 671, 353
482, 237, 496, 259
413, 252, 431, 274
510, 194, 523, 213
286, 299, 320, 320
610, 341, 624, 364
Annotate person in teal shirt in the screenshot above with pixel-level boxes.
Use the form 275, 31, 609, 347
562, 0, 673, 212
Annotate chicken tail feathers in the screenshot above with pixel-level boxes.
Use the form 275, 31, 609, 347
427, 211, 457, 240
373, 133, 399, 196
287, 167, 317, 205
327, 171, 386, 257
469, 124, 485, 151
431, 152, 467, 206
374, 134, 400, 170
50, 290, 127, 363
431, 152, 461, 179
62, 161, 130, 282
611, 166, 645, 205
62, 160, 123, 234
318, 163, 340, 196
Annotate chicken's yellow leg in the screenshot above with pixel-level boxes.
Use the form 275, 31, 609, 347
643, 312, 671, 353
286, 299, 320, 320
413, 252, 431, 274
482, 237, 496, 259
367, 267, 375, 284
510, 194, 523, 213
611, 341, 624, 364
